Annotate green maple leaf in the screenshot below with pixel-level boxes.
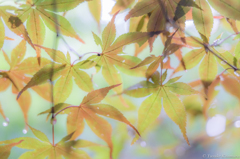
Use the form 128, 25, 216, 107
124, 72, 199, 144
173, 0, 222, 89
16, 0, 87, 64
0, 125, 101, 159
37, 46, 94, 104
89, 11, 161, 93
17, 45, 95, 104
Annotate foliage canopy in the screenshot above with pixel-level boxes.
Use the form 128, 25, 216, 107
1, 0, 240, 158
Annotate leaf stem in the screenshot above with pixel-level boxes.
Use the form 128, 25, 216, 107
52, 124, 55, 146
211, 32, 240, 47
53, 106, 79, 118
50, 0, 59, 146
160, 57, 163, 85
60, 36, 81, 57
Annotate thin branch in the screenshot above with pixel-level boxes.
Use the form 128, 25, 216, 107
59, 35, 81, 57
160, 57, 163, 85
211, 32, 240, 47
50, 0, 60, 146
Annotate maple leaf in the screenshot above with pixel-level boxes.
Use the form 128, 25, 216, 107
131, 30, 181, 80
89, 11, 161, 93
124, 72, 199, 145
0, 140, 23, 159
88, 0, 101, 26
125, 0, 200, 51
39, 84, 140, 159
18, 46, 94, 104
110, 0, 135, 14
172, 0, 222, 89
128, 14, 149, 57
0, 5, 35, 50
131, 55, 173, 80
208, 0, 240, 21
173, 0, 202, 22
16, 0, 86, 64
0, 125, 101, 159
226, 18, 239, 34
0, 40, 52, 125
0, 19, 4, 50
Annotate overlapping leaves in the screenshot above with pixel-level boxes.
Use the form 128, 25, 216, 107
17, 46, 95, 104
88, 11, 161, 93
0, 125, 101, 159
124, 71, 198, 144
39, 84, 140, 159
0, 40, 51, 124
16, 0, 87, 64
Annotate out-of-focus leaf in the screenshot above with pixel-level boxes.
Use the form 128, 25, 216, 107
221, 75, 240, 101
110, 0, 135, 14
0, 40, 52, 125
226, 18, 238, 34
125, 0, 157, 21
174, 0, 201, 21
37, 0, 90, 12
0, 19, 4, 50
199, 53, 218, 88
203, 76, 220, 118
17, 63, 66, 99
131, 55, 173, 80
208, 0, 240, 21
0, 125, 99, 159
192, 0, 213, 43
82, 84, 121, 105
88, 0, 101, 24
0, 140, 23, 159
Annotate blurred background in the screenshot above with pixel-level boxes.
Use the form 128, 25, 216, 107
0, 0, 240, 158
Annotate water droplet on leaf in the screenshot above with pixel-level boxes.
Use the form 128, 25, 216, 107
163, 57, 168, 63
234, 71, 240, 77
